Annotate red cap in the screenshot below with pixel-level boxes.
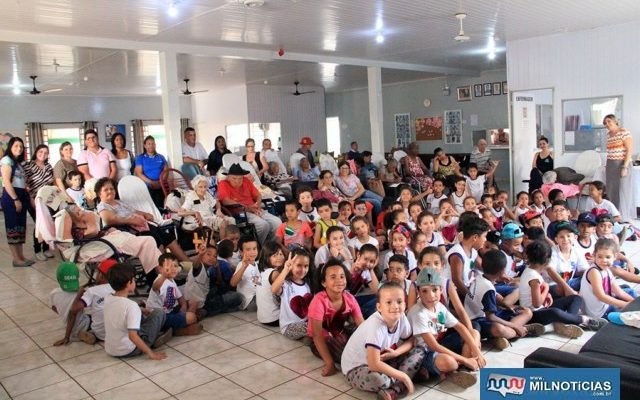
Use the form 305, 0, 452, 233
522, 210, 541, 222
98, 259, 118, 275
299, 137, 314, 146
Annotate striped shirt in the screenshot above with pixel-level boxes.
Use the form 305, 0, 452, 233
607, 130, 630, 161
470, 148, 492, 172
23, 161, 54, 198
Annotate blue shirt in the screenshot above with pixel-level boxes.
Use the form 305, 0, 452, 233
135, 153, 167, 181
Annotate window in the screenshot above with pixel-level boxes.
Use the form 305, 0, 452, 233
326, 116, 341, 156
225, 124, 249, 153
41, 126, 83, 165
225, 123, 282, 153
146, 124, 168, 156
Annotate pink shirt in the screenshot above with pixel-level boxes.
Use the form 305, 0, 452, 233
307, 290, 362, 337
77, 147, 115, 179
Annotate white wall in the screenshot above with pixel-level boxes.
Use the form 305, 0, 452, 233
0, 95, 191, 150
190, 85, 249, 152
507, 21, 640, 173
247, 84, 326, 162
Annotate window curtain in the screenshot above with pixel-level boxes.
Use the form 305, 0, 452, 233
131, 119, 145, 156
180, 118, 190, 135
25, 122, 44, 158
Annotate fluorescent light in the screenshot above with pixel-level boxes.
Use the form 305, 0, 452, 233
376, 33, 384, 44
13, 87, 20, 95
488, 51, 496, 60
155, 88, 162, 95
167, 1, 178, 17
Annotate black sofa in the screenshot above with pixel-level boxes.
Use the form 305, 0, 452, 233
524, 298, 640, 399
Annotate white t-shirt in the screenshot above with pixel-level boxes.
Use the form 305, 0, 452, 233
49, 288, 90, 340
183, 264, 209, 308
66, 187, 85, 206
445, 244, 478, 287
491, 207, 505, 219
426, 193, 448, 215
279, 280, 311, 334
549, 246, 588, 282
502, 250, 517, 279
81, 283, 113, 340
464, 274, 496, 320
408, 300, 458, 346
104, 294, 141, 356
341, 312, 413, 375
349, 236, 379, 252
465, 175, 486, 202
256, 268, 281, 324
425, 231, 446, 248
519, 267, 545, 310
147, 278, 182, 313
451, 192, 466, 214
314, 244, 353, 268
574, 234, 597, 261
237, 263, 261, 310
583, 198, 620, 217
182, 142, 208, 161
299, 207, 319, 223
382, 250, 417, 274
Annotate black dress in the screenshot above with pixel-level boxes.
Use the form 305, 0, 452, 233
207, 149, 231, 175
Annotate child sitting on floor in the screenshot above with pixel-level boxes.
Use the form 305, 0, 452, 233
315, 226, 353, 268
349, 244, 380, 318
417, 211, 446, 256
446, 217, 490, 298
382, 223, 418, 280
314, 198, 338, 249
276, 200, 313, 250
50, 262, 94, 346
349, 216, 379, 258
256, 241, 286, 326
230, 235, 261, 312
380, 254, 417, 310
297, 187, 319, 223
337, 200, 354, 237
272, 248, 312, 340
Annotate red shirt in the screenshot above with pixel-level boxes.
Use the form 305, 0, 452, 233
217, 177, 259, 207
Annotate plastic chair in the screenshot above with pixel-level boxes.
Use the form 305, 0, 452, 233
117, 176, 164, 223
319, 153, 339, 175
289, 153, 306, 177
222, 153, 242, 169
159, 168, 193, 198
393, 150, 407, 175
263, 149, 287, 175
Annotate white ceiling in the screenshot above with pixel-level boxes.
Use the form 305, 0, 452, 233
1, 0, 639, 96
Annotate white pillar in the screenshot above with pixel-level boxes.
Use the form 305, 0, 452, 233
367, 67, 384, 154
159, 50, 183, 169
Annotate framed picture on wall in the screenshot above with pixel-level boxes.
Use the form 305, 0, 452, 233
473, 84, 483, 98
457, 86, 471, 101
502, 81, 508, 95
443, 109, 463, 144
492, 82, 502, 95
105, 124, 126, 141
487, 128, 510, 148
394, 113, 412, 148
483, 83, 492, 96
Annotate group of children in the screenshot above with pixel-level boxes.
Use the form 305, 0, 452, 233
48, 171, 639, 399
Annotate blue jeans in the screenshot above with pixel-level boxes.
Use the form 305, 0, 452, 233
360, 190, 383, 215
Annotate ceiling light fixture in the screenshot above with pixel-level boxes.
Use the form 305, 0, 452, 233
487, 35, 496, 60
375, 33, 384, 44
167, 0, 179, 17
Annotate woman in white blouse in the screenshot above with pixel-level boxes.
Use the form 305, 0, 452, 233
110, 132, 134, 182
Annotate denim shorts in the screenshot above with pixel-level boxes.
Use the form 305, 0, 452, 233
164, 309, 188, 329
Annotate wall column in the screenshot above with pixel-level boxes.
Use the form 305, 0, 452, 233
367, 67, 384, 153
159, 50, 183, 168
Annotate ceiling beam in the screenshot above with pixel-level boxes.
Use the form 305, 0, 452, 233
0, 29, 479, 76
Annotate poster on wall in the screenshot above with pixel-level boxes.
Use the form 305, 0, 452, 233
105, 124, 126, 141
443, 110, 463, 144
415, 116, 443, 141
394, 113, 412, 148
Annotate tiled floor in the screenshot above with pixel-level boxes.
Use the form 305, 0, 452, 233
1, 220, 640, 400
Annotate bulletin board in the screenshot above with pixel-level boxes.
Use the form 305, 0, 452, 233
562, 96, 622, 152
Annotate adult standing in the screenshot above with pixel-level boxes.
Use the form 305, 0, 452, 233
24, 144, 55, 261
401, 142, 433, 191
347, 141, 361, 160
242, 138, 267, 177
529, 136, 554, 192
181, 127, 208, 178
134, 136, 168, 209
0, 137, 34, 267
470, 138, 493, 186
77, 129, 116, 181
218, 163, 281, 243
53, 141, 78, 193
297, 136, 317, 170
604, 114, 634, 220
207, 135, 231, 176
110, 132, 134, 182
334, 160, 383, 215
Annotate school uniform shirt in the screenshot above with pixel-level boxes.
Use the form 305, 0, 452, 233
501, 250, 518, 279
237, 263, 261, 309
49, 288, 90, 339
279, 280, 311, 334
464, 274, 498, 320
256, 268, 281, 324
519, 268, 545, 310
491, 207, 506, 219
583, 198, 620, 218
341, 311, 413, 375
514, 206, 530, 219
382, 250, 417, 274
314, 244, 353, 268
451, 192, 466, 214
445, 243, 478, 287
349, 236, 379, 252
183, 264, 210, 308
425, 231, 446, 249
298, 207, 319, 223
408, 300, 458, 345
426, 193, 448, 215
134, 153, 167, 182
580, 266, 615, 318
549, 246, 589, 282
103, 294, 141, 356
66, 187, 85, 206
307, 290, 362, 337
81, 283, 113, 340
147, 278, 182, 313
465, 175, 486, 202
574, 234, 597, 261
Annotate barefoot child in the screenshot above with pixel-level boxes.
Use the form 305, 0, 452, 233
272, 248, 312, 340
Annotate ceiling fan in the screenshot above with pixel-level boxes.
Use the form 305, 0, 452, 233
181, 78, 208, 95
25, 75, 63, 95
292, 81, 315, 96
454, 13, 471, 42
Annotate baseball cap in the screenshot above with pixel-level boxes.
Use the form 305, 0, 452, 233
502, 222, 524, 240
595, 213, 613, 224
550, 220, 579, 240
56, 262, 79, 292
577, 212, 597, 226
98, 259, 118, 275
522, 210, 542, 223
416, 267, 443, 287
486, 230, 502, 246
299, 137, 314, 146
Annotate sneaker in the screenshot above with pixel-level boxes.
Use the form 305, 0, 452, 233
43, 250, 55, 258
585, 317, 608, 331
553, 323, 583, 339
174, 323, 203, 336
525, 323, 545, 337
152, 329, 173, 348
35, 253, 48, 261
490, 337, 510, 350
377, 388, 398, 400
78, 330, 97, 345
447, 371, 478, 388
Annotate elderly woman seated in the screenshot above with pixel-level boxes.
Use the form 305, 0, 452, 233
177, 175, 236, 238
263, 161, 295, 199
94, 177, 189, 262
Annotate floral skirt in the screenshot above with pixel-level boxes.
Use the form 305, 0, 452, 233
1, 187, 28, 244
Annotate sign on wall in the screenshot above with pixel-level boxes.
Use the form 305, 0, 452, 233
394, 113, 412, 148
415, 116, 443, 141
